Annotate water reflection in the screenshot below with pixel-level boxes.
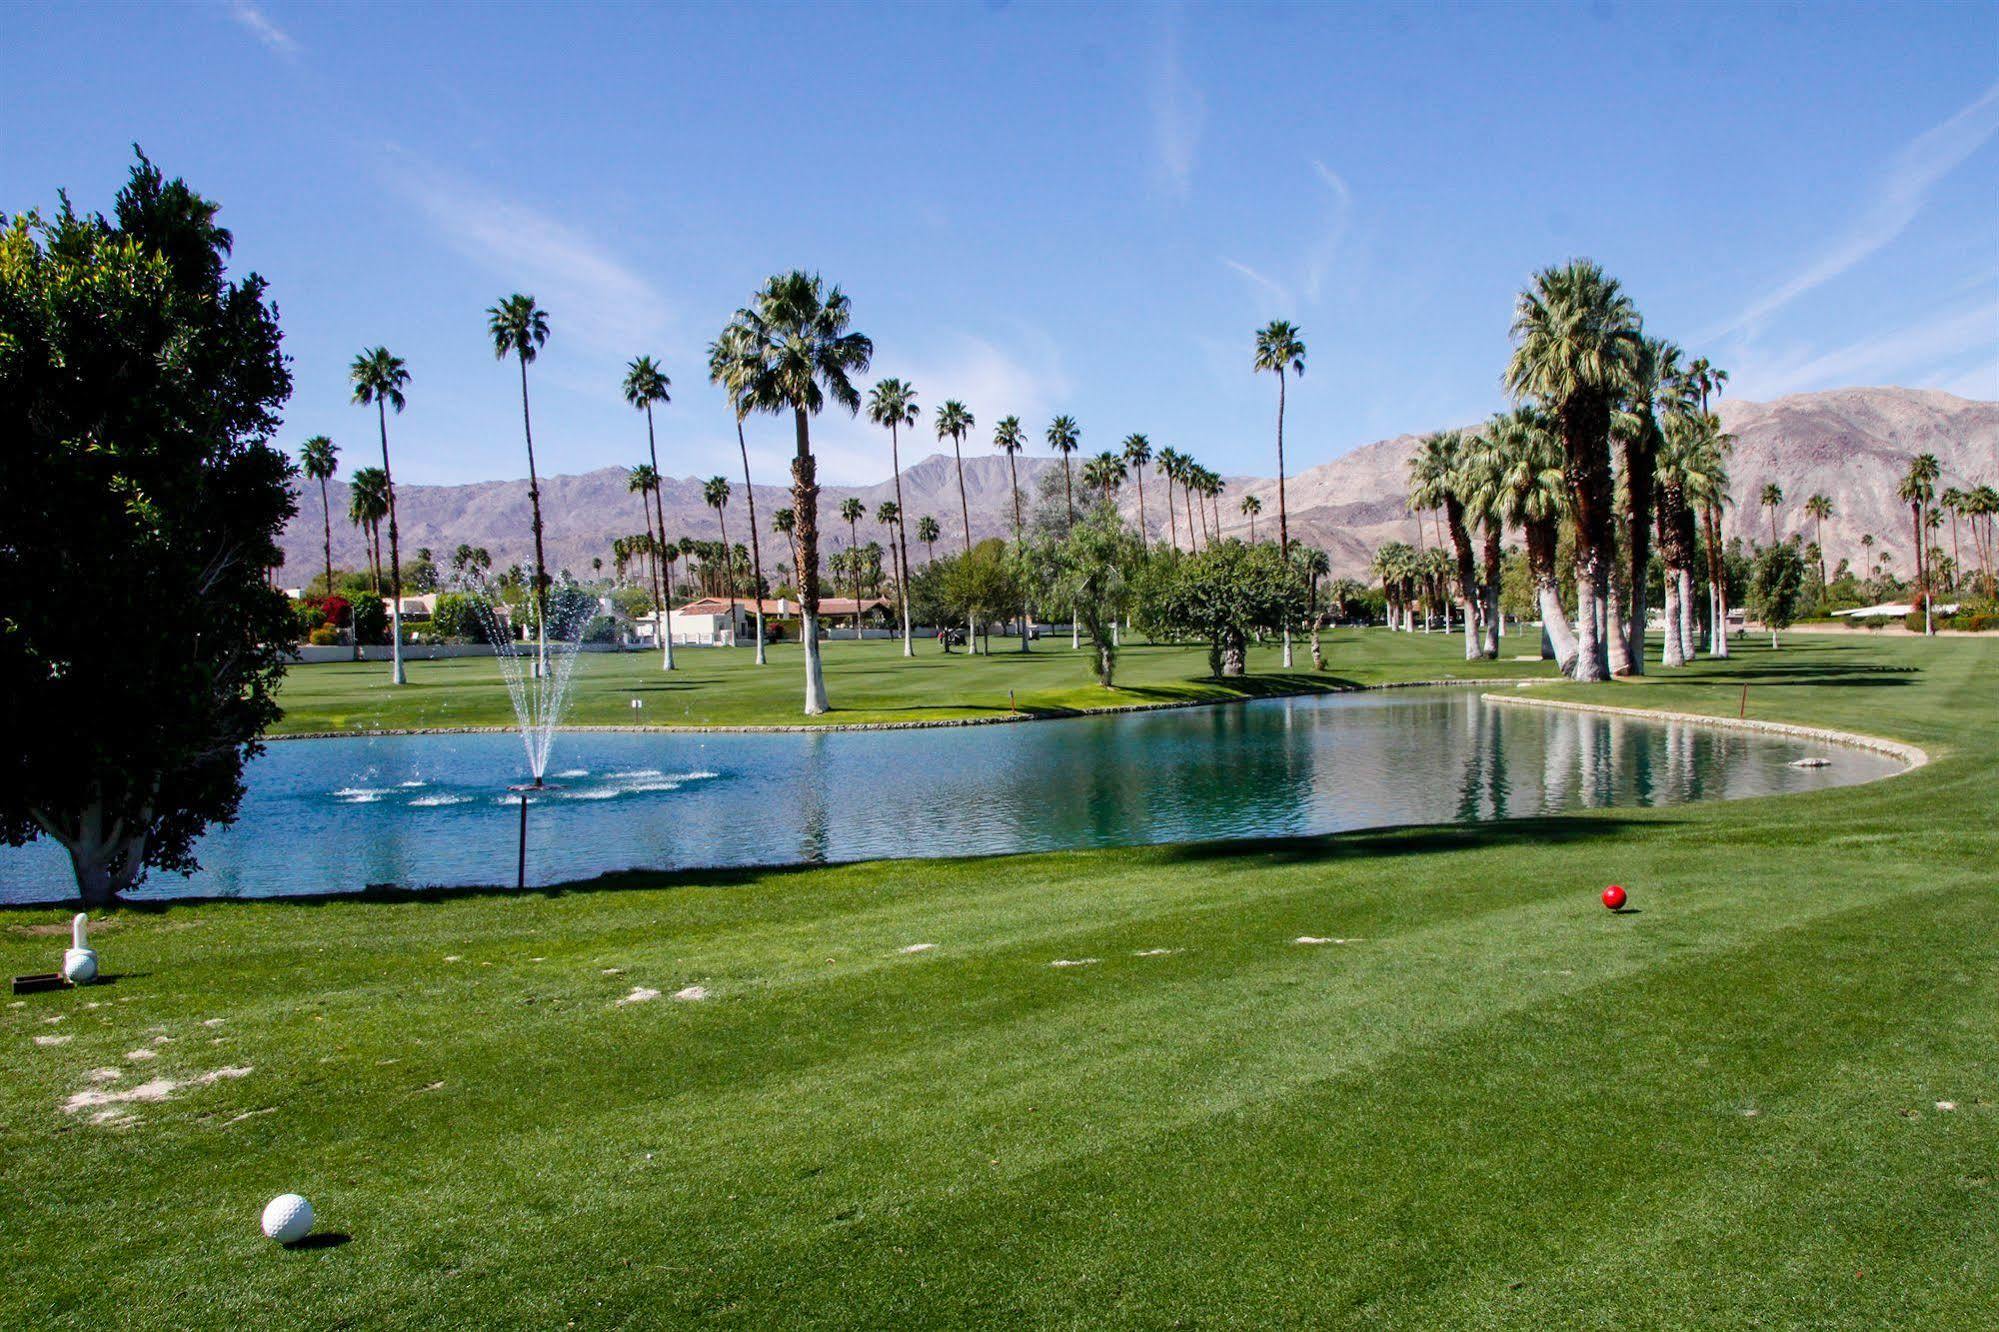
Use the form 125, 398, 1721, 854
0, 689, 1902, 903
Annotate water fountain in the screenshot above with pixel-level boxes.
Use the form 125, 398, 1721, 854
467, 581, 595, 886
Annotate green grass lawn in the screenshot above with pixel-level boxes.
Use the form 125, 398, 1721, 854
272, 628, 1548, 733
4, 635, 1994, 1327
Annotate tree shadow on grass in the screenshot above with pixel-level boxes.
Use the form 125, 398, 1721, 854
1148, 813, 1672, 870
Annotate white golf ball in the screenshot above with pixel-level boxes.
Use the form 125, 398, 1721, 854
261, 1193, 314, 1244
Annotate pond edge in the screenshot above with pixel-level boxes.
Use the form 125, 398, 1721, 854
1481, 692, 1930, 772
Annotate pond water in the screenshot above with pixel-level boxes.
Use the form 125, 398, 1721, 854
0, 689, 1901, 903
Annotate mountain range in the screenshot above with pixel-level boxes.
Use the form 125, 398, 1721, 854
279, 387, 1999, 586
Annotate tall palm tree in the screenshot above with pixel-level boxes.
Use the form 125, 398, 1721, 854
934, 399, 977, 650
771, 507, 799, 594
707, 330, 774, 664
1179, 455, 1202, 551
300, 435, 339, 599
1240, 493, 1262, 541
486, 296, 552, 631
1081, 450, 1127, 500
1608, 336, 1682, 675
875, 499, 904, 636
1683, 357, 1733, 655
1254, 320, 1306, 666
703, 475, 737, 639
1479, 408, 1579, 670
1899, 453, 1940, 634
839, 496, 866, 635
866, 378, 922, 656
1803, 493, 1834, 588
346, 466, 388, 595
1759, 482, 1784, 548
1047, 415, 1081, 528
1408, 430, 1481, 659
1939, 487, 1965, 586
1298, 545, 1331, 667
916, 514, 940, 566
994, 416, 1027, 542
1156, 447, 1184, 551
1122, 433, 1153, 551
1503, 259, 1643, 681
628, 465, 666, 631
622, 354, 677, 670
349, 347, 411, 684
718, 271, 873, 715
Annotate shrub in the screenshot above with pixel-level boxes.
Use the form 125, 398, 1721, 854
581, 614, 620, 645
306, 625, 341, 647
351, 595, 388, 645
430, 592, 495, 644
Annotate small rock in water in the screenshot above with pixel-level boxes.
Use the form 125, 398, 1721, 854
1789, 757, 1832, 768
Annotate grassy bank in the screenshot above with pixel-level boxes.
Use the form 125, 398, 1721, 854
272, 628, 1547, 733
4, 635, 1994, 1327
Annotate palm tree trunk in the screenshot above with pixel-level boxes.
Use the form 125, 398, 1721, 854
1165, 475, 1179, 551
637, 490, 664, 651
1441, 500, 1479, 661
714, 505, 736, 646
1008, 451, 1030, 652
378, 399, 407, 685
516, 354, 551, 677
848, 518, 862, 636
791, 407, 828, 715
1481, 525, 1502, 659
952, 432, 976, 654
644, 407, 675, 671
1705, 504, 1729, 659
319, 477, 333, 601
1133, 462, 1148, 552
730, 421, 768, 664
890, 422, 914, 657
1527, 518, 1579, 674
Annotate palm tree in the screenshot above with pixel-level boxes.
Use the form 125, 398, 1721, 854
839, 496, 866, 635
875, 499, 904, 632
771, 507, 799, 592
718, 271, 873, 714
1122, 433, 1154, 550
1254, 320, 1306, 666
1503, 260, 1643, 681
1759, 482, 1784, 548
1298, 545, 1331, 668
1804, 493, 1834, 588
1156, 447, 1184, 551
1082, 450, 1127, 500
1684, 357, 1733, 655
1479, 408, 1579, 670
1409, 430, 1482, 659
1609, 336, 1683, 674
486, 295, 552, 629
1939, 487, 1965, 588
1179, 456, 1202, 551
346, 466, 388, 594
300, 435, 338, 599
994, 416, 1027, 542
349, 347, 411, 684
1240, 493, 1262, 541
866, 378, 921, 656
1900, 453, 1940, 634
622, 354, 677, 670
628, 465, 664, 623
1653, 408, 1727, 667
916, 514, 940, 566
703, 475, 737, 640
707, 330, 773, 664
1047, 415, 1081, 527
934, 399, 977, 650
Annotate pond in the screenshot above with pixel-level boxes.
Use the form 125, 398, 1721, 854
0, 688, 1903, 903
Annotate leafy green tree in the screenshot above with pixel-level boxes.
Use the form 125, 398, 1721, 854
430, 591, 497, 643
1750, 541, 1805, 648
939, 538, 1020, 655
1503, 260, 1643, 681
1164, 540, 1300, 677
866, 378, 921, 655
718, 272, 873, 715
1050, 503, 1141, 685
0, 154, 296, 905
622, 353, 676, 669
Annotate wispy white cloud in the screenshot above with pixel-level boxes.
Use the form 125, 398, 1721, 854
1708, 82, 1999, 339
227, 0, 299, 59
1732, 297, 1999, 398
1221, 259, 1294, 309
1303, 160, 1353, 302
385, 155, 672, 356
1149, 14, 1204, 200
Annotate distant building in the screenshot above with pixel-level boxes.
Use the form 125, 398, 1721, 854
635, 596, 895, 646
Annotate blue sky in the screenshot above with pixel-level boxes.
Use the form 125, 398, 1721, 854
5, 1, 1995, 487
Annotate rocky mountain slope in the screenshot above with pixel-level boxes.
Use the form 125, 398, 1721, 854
280, 387, 1998, 586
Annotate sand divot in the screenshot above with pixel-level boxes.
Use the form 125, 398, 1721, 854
43, 1014, 65, 1025
1294, 936, 1361, 946
34, 1034, 72, 1047
63, 1065, 252, 1118
200, 1018, 225, 1027
897, 943, 937, 955
443, 955, 462, 963
85, 1067, 121, 1083
1049, 958, 1100, 968
1937, 1101, 1958, 1112
616, 987, 661, 1006
671, 985, 709, 1002
601, 967, 626, 976
1132, 948, 1180, 957
223, 1107, 276, 1127
125, 1049, 157, 1061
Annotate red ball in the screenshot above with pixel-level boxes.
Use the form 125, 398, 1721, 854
1602, 885, 1627, 911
